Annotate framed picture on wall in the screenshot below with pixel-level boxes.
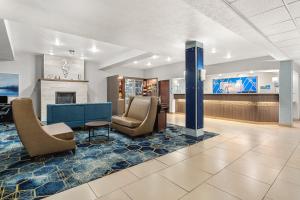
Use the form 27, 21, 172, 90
213, 76, 257, 94
0, 73, 19, 96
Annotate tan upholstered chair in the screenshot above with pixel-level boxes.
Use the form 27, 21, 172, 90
12, 98, 76, 157
112, 96, 158, 137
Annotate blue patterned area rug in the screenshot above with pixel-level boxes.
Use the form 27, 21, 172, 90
0, 124, 217, 199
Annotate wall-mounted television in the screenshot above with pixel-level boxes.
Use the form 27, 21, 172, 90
0, 73, 19, 96
213, 76, 257, 94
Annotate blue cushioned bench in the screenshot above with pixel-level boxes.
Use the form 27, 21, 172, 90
47, 103, 112, 128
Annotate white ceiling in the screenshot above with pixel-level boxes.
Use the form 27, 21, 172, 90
5, 20, 146, 67
225, 0, 300, 64
0, 0, 271, 69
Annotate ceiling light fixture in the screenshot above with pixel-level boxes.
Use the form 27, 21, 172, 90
133, 60, 138, 64
89, 45, 99, 53
48, 50, 54, 55
211, 48, 216, 54
80, 54, 85, 60
218, 74, 222, 77
152, 55, 159, 59
147, 62, 152, 66
250, 70, 254, 74
55, 38, 62, 46
225, 53, 231, 59
69, 49, 75, 56
166, 57, 171, 62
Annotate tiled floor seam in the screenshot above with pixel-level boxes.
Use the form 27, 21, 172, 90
155, 172, 193, 193
88, 138, 229, 199
261, 142, 300, 199
196, 141, 265, 198
225, 167, 273, 186
205, 182, 243, 200
120, 188, 134, 200
87, 183, 98, 199
157, 139, 258, 199
87, 169, 139, 199
153, 157, 170, 167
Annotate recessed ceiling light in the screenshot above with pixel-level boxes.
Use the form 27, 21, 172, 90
55, 38, 62, 46
250, 70, 254, 74
80, 54, 85, 60
48, 50, 54, 55
152, 55, 159, 59
133, 60, 138, 64
166, 57, 171, 62
147, 62, 152, 66
211, 48, 216, 54
89, 45, 99, 53
218, 74, 222, 77
225, 53, 231, 59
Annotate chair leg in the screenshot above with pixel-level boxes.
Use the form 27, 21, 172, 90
30, 156, 39, 162
72, 149, 76, 154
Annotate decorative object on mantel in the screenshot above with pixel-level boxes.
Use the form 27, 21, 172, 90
68, 49, 75, 56
61, 59, 70, 79
47, 74, 54, 79
39, 78, 89, 83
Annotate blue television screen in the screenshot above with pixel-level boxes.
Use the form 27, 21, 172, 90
213, 76, 257, 94
0, 73, 19, 96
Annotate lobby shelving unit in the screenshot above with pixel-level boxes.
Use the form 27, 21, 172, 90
107, 75, 158, 115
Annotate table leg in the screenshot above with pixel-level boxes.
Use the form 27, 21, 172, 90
89, 129, 91, 142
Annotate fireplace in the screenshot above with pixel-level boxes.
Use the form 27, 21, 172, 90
55, 92, 76, 104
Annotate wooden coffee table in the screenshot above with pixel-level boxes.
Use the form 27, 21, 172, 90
85, 121, 111, 142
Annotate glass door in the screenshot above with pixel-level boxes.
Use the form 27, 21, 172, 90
124, 78, 144, 109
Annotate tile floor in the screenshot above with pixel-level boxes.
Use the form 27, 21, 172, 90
44, 114, 300, 200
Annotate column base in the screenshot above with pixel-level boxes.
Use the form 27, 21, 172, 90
184, 128, 204, 138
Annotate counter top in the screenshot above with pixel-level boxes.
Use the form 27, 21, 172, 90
204, 93, 279, 95
174, 93, 279, 95
174, 93, 279, 101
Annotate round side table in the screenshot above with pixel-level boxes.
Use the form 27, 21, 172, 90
85, 121, 111, 142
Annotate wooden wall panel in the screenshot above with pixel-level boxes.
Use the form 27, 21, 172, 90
174, 94, 279, 123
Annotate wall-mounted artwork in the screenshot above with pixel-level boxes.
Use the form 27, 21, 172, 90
0, 73, 19, 96
213, 76, 257, 94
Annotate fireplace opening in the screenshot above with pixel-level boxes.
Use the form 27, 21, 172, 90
55, 92, 76, 104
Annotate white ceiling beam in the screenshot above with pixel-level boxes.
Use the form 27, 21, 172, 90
99, 52, 153, 70
0, 19, 14, 61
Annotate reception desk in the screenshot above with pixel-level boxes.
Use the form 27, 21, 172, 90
174, 94, 279, 123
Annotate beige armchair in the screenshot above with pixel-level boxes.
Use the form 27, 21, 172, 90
12, 98, 76, 157
112, 96, 158, 137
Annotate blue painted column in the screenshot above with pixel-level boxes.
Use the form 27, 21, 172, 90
185, 41, 205, 137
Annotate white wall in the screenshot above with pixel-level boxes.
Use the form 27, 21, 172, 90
85, 61, 145, 102
43, 54, 84, 80
0, 52, 43, 114
145, 62, 184, 80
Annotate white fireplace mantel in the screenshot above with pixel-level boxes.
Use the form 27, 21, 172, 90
40, 79, 88, 121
